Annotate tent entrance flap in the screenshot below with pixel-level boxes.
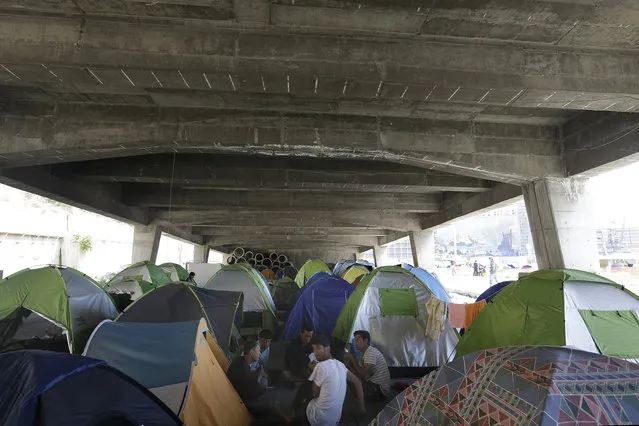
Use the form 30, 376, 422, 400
380, 288, 418, 317
579, 310, 639, 358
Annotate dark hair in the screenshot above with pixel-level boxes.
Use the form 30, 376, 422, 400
310, 334, 331, 348
243, 340, 259, 355
189, 272, 195, 276
353, 330, 370, 344
258, 329, 273, 340
301, 323, 314, 333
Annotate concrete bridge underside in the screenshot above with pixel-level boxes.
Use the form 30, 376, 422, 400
1, 0, 638, 267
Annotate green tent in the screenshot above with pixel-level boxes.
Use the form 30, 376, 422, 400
333, 266, 458, 367
205, 264, 277, 336
294, 260, 331, 287
0, 266, 119, 353
456, 269, 639, 359
272, 277, 300, 310
108, 261, 171, 287
103, 278, 156, 301
160, 263, 190, 282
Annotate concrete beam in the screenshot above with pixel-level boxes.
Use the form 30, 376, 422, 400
209, 235, 378, 248
58, 154, 492, 194
152, 209, 422, 232
124, 187, 441, 212
564, 111, 639, 177
0, 166, 148, 225
2, 14, 639, 98
409, 229, 436, 271
193, 244, 210, 263
421, 183, 523, 230
196, 226, 390, 237
523, 178, 599, 271
132, 225, 161, 264
0, 107, 563, 183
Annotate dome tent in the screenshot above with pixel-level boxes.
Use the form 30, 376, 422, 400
333, 260, 374, 278
272, 277, 300, 311
102, 278, 156, 303
342, 266, 369, 285
85, 319, 250, 425
109, 261, 172, 287
294, 259, 331, 287
205, 264, 277, 335
281, 274, 354, 341
456, 269, 639, 360
372, 345, 639, 426
0, 350, 181, 426
0, 266, 118, 353
333, 266, 458, 369
401, 264, 451, 303
116, 282, 243, 356
160, 263, 190, 282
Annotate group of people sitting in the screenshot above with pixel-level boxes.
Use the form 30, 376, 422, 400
226, 325, 391, 425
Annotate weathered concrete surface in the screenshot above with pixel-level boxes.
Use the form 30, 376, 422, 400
0, 0, 638, 260
523, 178, 600, 272
410, 229, 436, 270
132, 225, 161, 264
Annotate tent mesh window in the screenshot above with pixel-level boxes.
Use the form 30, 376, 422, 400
579, 310, 639, 358
379, 288, 418, 317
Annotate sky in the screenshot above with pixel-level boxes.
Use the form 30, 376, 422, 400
589, 161, 639, 227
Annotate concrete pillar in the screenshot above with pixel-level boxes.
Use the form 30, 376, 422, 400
409, 229, 436, 270
132, 225, 162, 264
523, 178, 599, 272
373, 245, 391, 267
193, 244, 210, 263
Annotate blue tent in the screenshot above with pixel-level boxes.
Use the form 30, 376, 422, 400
0, 350, 181, 426
402, 264, 451, 303
281, 274, 354, 341
475, 280, 515, 303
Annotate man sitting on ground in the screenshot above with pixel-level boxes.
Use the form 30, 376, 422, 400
227, 340, 285, 421
250, 329, 273, 386
285, 323, 314, 380
344, 330, 391, 400
306, 335, 365, 426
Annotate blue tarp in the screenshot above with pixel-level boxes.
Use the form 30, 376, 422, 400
401, 264, 451, 303
84, 320, 199, 389
0, 350, 180, 426
281, 275, 354, 341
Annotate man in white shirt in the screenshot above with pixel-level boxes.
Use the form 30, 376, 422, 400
344, 330, 392, 401
306, 335, 365, 426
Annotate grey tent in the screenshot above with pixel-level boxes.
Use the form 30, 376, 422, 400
116, 282, 243, 356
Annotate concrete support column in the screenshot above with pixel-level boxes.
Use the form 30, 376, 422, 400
373, 245, 391, 267
523, 178, 599, 272
409, 229, 436, 270
132, 225, 162, 264
193, 244, 210, 263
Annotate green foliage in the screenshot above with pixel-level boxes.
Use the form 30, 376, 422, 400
72, 234, 93, 254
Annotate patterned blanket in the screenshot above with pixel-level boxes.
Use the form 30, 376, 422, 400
372, 346, 639, 425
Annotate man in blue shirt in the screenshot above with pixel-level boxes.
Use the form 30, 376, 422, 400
250, 329, 273, 387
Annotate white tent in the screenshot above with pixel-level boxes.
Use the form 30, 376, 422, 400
335, 267, 458, 368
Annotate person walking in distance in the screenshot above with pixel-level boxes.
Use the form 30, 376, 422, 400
489, 257, 498, 285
